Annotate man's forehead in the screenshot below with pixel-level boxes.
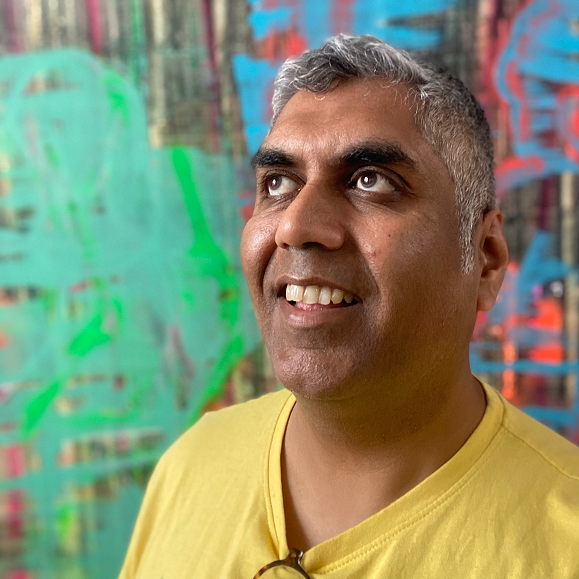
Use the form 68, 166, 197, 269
273, 78, 415, 125
259, 79, 429, 164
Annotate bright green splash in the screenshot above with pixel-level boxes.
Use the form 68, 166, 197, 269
0, 49, 260, 579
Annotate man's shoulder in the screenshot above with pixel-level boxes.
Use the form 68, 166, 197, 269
159, 389, 292, 473
498, 391, 579, 481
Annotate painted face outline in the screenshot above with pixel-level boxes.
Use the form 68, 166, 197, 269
241, 78, 486, 399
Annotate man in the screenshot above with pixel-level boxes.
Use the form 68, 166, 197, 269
120, 35, 579, 578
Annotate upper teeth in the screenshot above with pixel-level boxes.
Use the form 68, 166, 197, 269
285, 284, 354, 305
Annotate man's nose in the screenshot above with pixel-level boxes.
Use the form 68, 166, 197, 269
274, 183, 345, 250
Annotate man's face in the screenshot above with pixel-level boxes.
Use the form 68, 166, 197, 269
241, 78, 481, 400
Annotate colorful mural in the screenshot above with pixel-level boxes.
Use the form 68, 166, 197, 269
0, 0, 577, 577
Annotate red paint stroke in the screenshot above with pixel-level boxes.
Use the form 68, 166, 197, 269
331, 0, 355, 35
505, 61, 530, 142
497, 155, 544, 174
86, 0, 103, 55
476, 0, 501, 107
495, 154, 544, 197
571, 107, 579, 141
491, 0, 561, 146
487, 17, 512, 107
528, 296, 564, 363
0, 332, 9, 348
258, 28, 307, 62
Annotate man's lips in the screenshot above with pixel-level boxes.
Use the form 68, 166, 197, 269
277, 292, 360, 328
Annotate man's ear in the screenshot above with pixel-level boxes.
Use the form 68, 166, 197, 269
476, 209, 509, 312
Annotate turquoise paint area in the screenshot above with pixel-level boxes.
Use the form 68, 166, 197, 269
0, 49, 260, 578
248, 8, 293, 40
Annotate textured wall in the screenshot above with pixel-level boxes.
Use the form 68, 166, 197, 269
0, 1, 577, 578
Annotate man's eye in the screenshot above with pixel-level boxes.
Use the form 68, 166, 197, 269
266, 175, 300, 196
355, 171, 396, 193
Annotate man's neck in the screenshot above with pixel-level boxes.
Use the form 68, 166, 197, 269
281, 370, 486, 551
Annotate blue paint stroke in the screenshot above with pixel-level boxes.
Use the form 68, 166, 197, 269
520, 405, 579, 430
470, 231, 579, 430
486, 232, 572, 327
302, 0, 333, 49
352, 0, 459, 49
494, 0, 579, 191
231, 54, 278, 154
234, 0, 462, 153
248, 8, 292, 40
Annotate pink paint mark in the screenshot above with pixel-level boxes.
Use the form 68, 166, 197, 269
0, 383, 13, 404
70, 280, 92, 293
6, 571, 32, 579
0, 333, 9, 348
6, 489, 24, 516
113, 375, 125, 390
86, 0, 103, 55
239, 191, 255, 222
201, 0, 221, 152
571, 107, 579, 137
3, 0, 23, 53
331, 0, 355, 35
5, 445, 26, 478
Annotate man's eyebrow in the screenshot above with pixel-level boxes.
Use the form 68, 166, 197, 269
339, 141, 417, 170
251, 141, 417, 171
251, 148, 297, 169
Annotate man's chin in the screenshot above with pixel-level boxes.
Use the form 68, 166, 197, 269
271, 351, 365, 402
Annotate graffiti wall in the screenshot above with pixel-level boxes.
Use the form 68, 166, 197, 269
0, 0, 577, 577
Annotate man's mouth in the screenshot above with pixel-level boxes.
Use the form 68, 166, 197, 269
284, 284, 359, 308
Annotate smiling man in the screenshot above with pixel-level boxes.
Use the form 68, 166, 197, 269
120, 35, 579, 579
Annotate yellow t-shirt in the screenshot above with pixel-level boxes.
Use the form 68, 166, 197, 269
119, 383, 579, 578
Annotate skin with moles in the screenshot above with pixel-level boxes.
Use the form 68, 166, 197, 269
241, 78, 509, 552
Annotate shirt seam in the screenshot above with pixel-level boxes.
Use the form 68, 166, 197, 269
316, 424, 507, 574
501, 425, 579, 482
264, 390, 293, 555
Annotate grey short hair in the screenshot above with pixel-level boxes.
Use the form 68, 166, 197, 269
271, 34, 496, 274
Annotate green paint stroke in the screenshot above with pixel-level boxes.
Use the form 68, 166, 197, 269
22, 379, 63, 435
188, 333, 245, 426
23, 304, 117, 436
68, 313, 112, 357
171, 147, 240, 328
171, 148, 245, 421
